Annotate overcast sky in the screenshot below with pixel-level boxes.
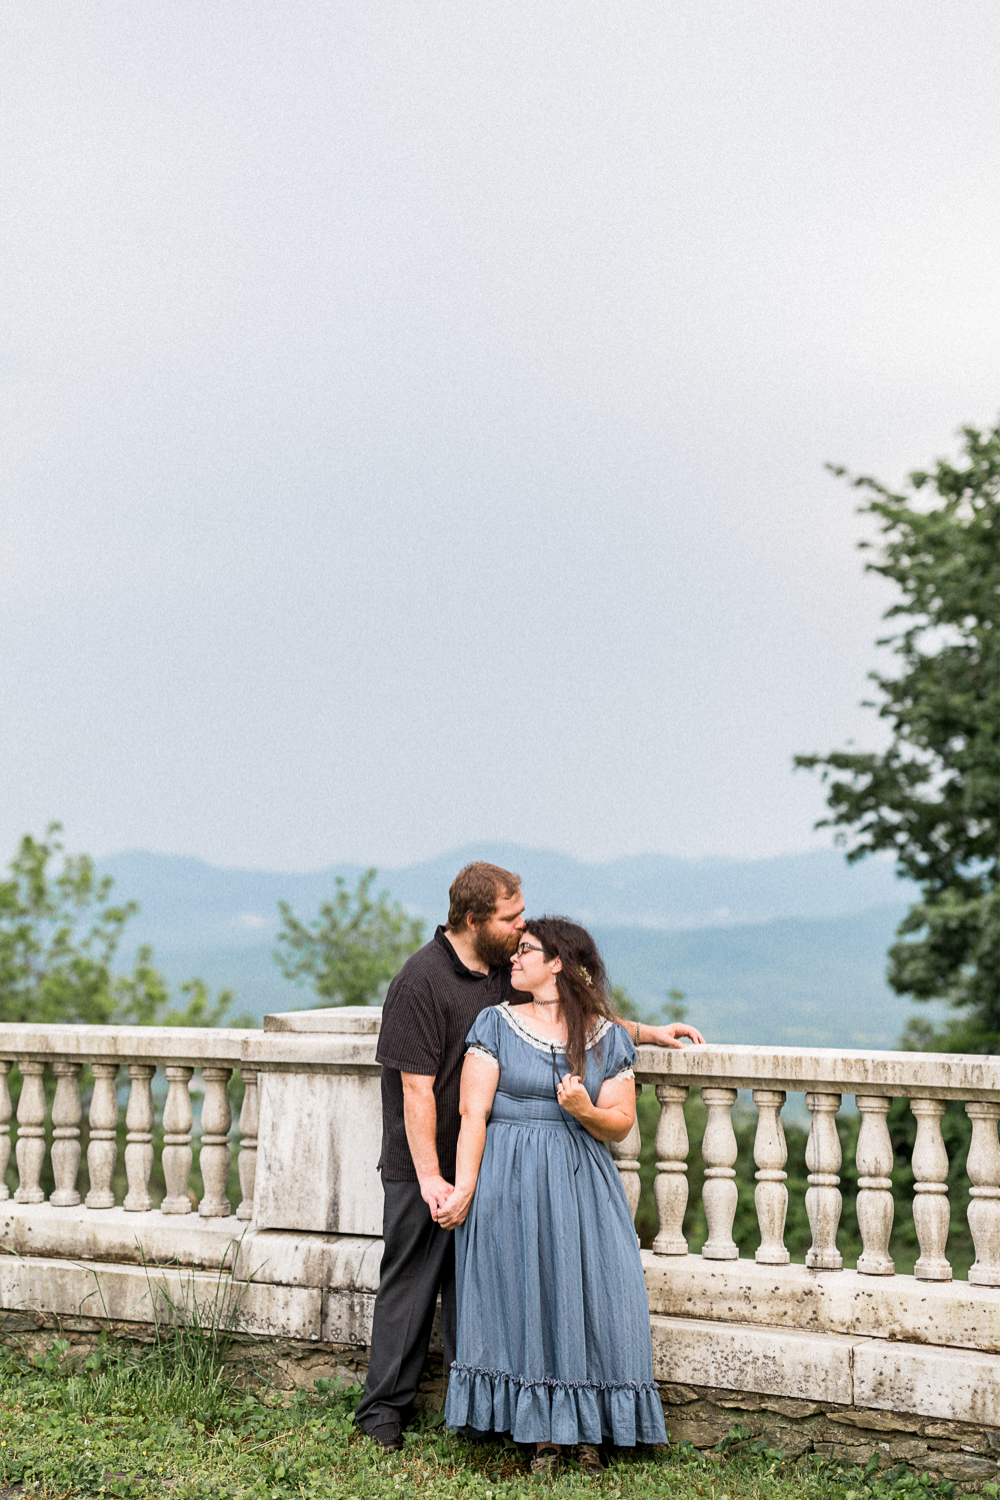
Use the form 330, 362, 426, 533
1, 2, 998, 871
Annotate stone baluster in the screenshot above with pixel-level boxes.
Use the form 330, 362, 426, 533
966, 1101, 1000, 1287
198, 1066, 232, 1217
0, 1061, 12, 1200
753, 1089, 789, 1264
805, 1092, 843, 1270
652, 1083, 689, 1255
123, 1064, 156, 1212
701, 1087, 739, 1259
608, 1111, 642, 1224
85, 1062, 120, 1208
50, 1062, 83, 1206
236, 1068, 259, 1222
855, 1095, 895, 1275
912, 1097, 952, 1282
161, 1066, 194, 1214
14, 1061, 48, 1204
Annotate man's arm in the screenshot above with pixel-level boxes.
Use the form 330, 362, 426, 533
400, 1072, 454, 1219
633, 1021, 706, 1049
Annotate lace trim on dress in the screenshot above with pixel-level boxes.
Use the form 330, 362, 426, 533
612, 1066, 635, 1081
466, 1044, 500, 1069
449, 1362, 659, 1393
499, 1001, 614, 1055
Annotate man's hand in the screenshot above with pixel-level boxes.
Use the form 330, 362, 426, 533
418, 1175, 455, 1221
436, 1184, 473, 1230
643, 1022, 706, 1049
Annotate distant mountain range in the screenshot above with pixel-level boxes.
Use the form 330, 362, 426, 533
98, 844, 916, 948
93, 845, 940, 1051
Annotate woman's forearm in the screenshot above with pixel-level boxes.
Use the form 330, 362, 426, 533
577, 1104, 634, 1143
453, 1112, 488, 1193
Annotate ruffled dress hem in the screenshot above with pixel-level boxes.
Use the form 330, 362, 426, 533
445, 1362, 667, 1447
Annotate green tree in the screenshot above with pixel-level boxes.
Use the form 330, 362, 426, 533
274, 867, 425, 1007
795, 422, 999, 1051
0, 825, 240, 1027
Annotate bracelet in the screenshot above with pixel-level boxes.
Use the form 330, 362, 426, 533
634, 1022, 641, 1045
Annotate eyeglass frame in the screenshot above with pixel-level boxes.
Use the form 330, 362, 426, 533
513, 942, 546, 959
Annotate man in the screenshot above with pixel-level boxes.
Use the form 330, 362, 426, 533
354, 860, 703, 1450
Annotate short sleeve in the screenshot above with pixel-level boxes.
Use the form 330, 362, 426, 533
464, 1006, 503, 1068
376, 976, 445, 1075
603, 1022, 637, 1083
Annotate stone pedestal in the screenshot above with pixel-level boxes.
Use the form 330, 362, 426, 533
253, 1007, 385, 1237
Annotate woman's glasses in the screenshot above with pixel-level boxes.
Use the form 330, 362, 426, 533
514, 942, 545, 959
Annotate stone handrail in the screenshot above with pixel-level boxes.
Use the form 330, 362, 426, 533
619, 1042, 1000, 1285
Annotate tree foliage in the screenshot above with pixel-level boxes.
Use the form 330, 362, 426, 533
0, 825, 239, 1026
796, 422, 999, 1050
274, 867, 425, 1007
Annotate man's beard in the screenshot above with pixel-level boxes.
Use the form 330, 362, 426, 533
474, 924, 519, 969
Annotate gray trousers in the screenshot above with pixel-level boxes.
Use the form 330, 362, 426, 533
354, 1179, 457, 1432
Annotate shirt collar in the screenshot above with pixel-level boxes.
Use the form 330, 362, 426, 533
434, 924, 497, 980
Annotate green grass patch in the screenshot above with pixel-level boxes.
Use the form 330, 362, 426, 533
0, 1334, 985, 1499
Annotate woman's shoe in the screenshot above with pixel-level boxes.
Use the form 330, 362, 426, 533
574, 1443, 603, 1476
530, 1444, 561, 1475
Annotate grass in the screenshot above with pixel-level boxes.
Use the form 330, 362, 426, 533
0, 1334, 989, 1500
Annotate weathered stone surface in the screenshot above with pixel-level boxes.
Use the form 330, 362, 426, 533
833, 1408, 923, 1433
856, 1338, 1000, 1427
254, 1072, 383, 1236
662, 1412, 732, 1447
264, 1007, 382, 1035
922, 1451, 998, 1482
235, 1229, 382, 1289
642, 1252, 1000, 1354
634, 1043, 1000, 1102
650, 1314, 862, 1405
0, 1255, 322, 1339
761, 1397, 824, 1418
888, 1439, 930, 1461
321, 1290, 374, 1345
0, 1203, 244, 1269
659, 1383, 700, 1404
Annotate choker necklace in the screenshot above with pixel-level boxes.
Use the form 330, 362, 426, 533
532, 998, 560, 1007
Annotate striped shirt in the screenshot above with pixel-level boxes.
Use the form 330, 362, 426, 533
376, 926, 515, 1182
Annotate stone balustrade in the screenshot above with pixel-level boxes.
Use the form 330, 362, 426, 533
0, 1025, 261, 1222
630, 1043, 1000, 1287
3, 1018, 1000, 1479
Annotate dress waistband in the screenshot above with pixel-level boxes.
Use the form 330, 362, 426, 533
489, 1091, 582, 1127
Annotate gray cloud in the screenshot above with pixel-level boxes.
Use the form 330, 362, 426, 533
1, 1, 997, 867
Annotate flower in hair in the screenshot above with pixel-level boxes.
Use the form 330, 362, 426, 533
578, 964, 593, 988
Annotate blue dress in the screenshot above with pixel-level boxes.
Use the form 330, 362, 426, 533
444, 1002, 667, 1448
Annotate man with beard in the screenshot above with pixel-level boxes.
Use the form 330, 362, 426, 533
355, 861, 704, 1450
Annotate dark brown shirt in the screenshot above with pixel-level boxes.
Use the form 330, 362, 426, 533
376, 926, 515, 1182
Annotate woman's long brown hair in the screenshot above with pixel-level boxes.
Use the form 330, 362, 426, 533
522, 916, 616, 1077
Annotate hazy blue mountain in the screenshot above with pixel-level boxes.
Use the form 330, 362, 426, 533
98, 844, 916, 953
93, 845, 931, 1051
138, 905, 937, 1051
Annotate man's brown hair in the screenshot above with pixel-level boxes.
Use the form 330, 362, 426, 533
447, 862, 522, 931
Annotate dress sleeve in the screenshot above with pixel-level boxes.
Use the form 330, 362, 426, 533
464, 1006, 502, 1070
604, 1022, 637, 1083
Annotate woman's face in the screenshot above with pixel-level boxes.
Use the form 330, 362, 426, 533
510, 935, 559, 993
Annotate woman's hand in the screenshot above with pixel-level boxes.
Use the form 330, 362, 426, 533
556, 1073, 593, 1122
437, 1185, 474, 1230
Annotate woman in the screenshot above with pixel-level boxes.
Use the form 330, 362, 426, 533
438, 916, 668, 1475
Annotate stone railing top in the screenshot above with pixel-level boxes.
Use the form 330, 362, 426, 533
0, 1022, 378, 1073
264, 1005, 382, 1034
0, 1014, 994, 1097
634, 1042, 1000, 1100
